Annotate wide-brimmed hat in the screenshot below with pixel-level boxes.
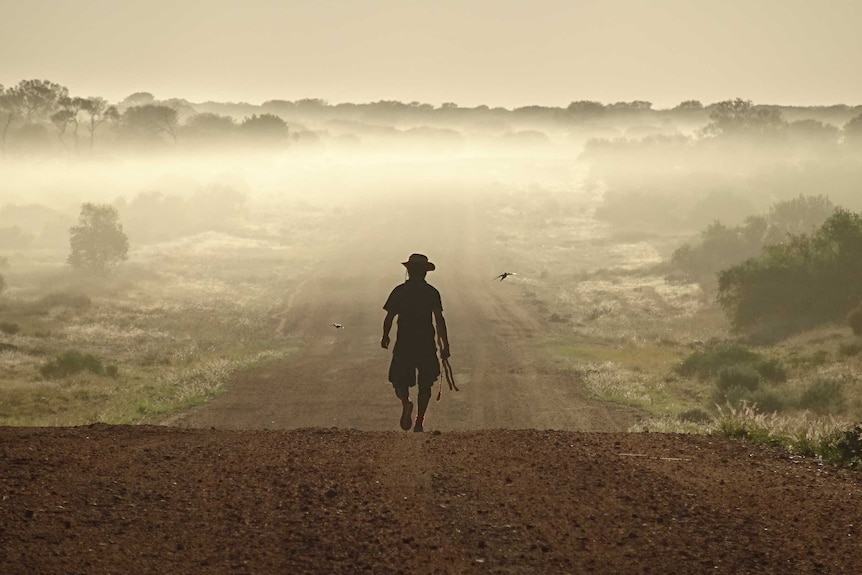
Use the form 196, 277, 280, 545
402, 253, 435, 271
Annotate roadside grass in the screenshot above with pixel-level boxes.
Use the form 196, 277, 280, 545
551, 339, 682, 373
632, 404, 861, 467
493, 184, 862, 465
0, 349, 294, 426
539, 336, 718, 416
0, 226, 319, 426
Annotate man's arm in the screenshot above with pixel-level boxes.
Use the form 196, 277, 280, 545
433, 308, 450, 359
381, 310, 395, 349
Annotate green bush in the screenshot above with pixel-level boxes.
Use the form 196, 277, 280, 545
796, 378, 844, 414
848, 303, 862, 336
834, 424, 862, 468
718, 209, 862, 336
749, 389, 787, 413
68, 203, 129, 275
39, 350, 104, 379
754, 357, 787, 382
669, 195, 835, 289
716, 364, 761, 393
677, 343, 785, 382
677, 344, 760, 379
719, 385, 787, 412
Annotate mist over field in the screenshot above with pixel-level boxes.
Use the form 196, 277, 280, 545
3, 90, 861, 247
2, 81, 862, 453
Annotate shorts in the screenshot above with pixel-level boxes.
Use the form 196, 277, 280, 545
388, 351, 440, 394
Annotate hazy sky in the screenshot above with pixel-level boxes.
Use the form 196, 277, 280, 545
2, 0, 860, 109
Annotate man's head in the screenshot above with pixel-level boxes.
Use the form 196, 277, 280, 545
402, 253, 435, 278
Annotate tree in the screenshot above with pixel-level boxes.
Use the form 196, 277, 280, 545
52, 96, 90, 154
843, 113, 862, 144
68, 203, 129, 275
123, 104, 178, 144
50, 108, 76, 155
183, 112, 236, 143
671, 196, 836, 289
763, 195, 835, 244
81, 97, 119, 152
787, 119, 839, 141
566, 100, 605, 118
673, 100, 704, 111
703, 98, 785, 137
12, 79, 69, 122
119, 92, 155, 108
0, 86, 23, 158
238, 113, 288, 143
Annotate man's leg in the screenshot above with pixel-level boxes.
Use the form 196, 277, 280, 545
394, 383, 413, 431
413, 352, 441, 432
390, 355, 414, 431
414, 383, 432, 432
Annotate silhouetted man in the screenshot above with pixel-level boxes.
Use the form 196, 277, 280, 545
381, 253, 450, 432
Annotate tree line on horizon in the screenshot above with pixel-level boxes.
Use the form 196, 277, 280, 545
3, 78, 862, 159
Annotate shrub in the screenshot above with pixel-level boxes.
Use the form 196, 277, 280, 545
678, 408, 712, 424
670, 219, 764, 287
718, 209, 862, 335
835, 424, 862, 468
677, 344, 760, 379
754, 357, 787, 382
748, 389, 787, 413
39, 350, 104, 379
721, 384, 754, 407
68, 203, 129, 275
849, 303, 862, 335
0, 321, 20, 335
669, 195, 835, 289
797, 378, 844, 414
716, 364, 761, 393
677, 343, 785, 382
839, 342, 862, 357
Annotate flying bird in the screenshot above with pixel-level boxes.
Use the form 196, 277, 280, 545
331, 323, 344, 329
494, 272, 517, 281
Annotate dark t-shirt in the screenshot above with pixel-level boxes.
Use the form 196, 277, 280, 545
383, 279, 442, 355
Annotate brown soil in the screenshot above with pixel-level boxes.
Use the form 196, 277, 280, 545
3, 425, 861, 574
2, 188, 861, 573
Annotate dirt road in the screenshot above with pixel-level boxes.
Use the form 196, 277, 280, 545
6, 183, 862, 574
174, 186, 637, 433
